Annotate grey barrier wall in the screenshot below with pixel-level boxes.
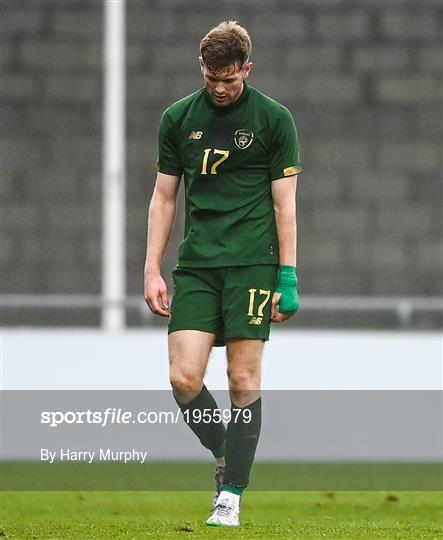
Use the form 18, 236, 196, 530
2, 1, 442, 326
3, 329, 441, 391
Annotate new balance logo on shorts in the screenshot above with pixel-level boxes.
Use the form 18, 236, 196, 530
248, 316, 263, 325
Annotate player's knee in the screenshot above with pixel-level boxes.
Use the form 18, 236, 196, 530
227, 367, 259, 391
169, 368, 202, 394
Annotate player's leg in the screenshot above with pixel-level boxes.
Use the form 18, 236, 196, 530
169, 329, 226, 458
168, 268, 227, 479
226, 337, 262, 406
207, 265, 277, 526
225, 338, 263, 491
207, 338, 263, 527
169, 329, 214, 404
226, 337, 263, 486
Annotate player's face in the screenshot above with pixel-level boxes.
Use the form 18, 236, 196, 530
199, 58, 252, 107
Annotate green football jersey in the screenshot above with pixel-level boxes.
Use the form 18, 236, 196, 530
157, 82, 302, 268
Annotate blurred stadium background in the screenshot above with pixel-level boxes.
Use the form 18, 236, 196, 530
1, 9, 442, 539
1, 1, 442, 479
2, 0, 442, 331
1, 0, 442, 343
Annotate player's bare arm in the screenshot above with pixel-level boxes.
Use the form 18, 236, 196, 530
144, 172, 180, 317
271, 174, 298, 323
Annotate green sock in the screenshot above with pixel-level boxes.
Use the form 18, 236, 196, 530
223, 396, 261, 491
174, 385, 226, 458
222, 484, 243, 496
214, 439, 226, 459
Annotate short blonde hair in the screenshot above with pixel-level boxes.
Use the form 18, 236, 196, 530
200, 21, 252, 73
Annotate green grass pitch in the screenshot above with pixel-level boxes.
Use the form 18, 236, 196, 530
1, 463, 442, 538
2, 490, 442, 539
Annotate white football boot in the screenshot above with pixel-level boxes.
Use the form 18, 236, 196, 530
207, 490, 241, 527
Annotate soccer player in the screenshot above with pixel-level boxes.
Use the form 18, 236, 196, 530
144, 21, 301, 527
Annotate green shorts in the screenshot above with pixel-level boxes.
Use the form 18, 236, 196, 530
168, 265, 279, 346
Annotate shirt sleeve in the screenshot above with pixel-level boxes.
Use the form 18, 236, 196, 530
269, 107, 302, 181
156, 109, 183, 176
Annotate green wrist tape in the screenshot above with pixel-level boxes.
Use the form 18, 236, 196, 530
275, 266, 299, 313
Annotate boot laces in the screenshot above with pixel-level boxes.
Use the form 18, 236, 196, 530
217, 499, 234, 517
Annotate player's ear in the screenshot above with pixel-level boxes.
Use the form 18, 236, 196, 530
243, 62, 253, 78
198, 56, 205, 73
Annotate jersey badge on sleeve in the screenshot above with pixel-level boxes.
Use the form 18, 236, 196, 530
283, 166, 300, 176
234, 129, 254, 150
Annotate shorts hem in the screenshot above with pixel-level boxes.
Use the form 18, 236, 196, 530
224, 335, 270, 342
168, 326, 220, 336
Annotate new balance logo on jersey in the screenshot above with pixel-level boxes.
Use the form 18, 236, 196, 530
188, 131, 203, 140
248, 316, 263, 326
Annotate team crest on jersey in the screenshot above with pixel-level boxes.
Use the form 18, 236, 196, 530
234, 129, 254, 150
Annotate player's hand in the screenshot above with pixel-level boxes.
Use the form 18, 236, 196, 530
144, 271, 170, 317
270, 292, 295, 323
271, 266, 299, 323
